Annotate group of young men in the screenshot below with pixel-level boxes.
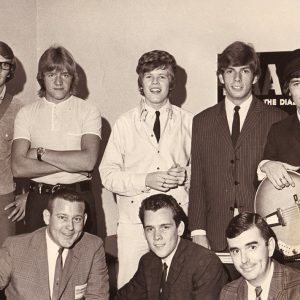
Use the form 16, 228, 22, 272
0, 38, 300, 299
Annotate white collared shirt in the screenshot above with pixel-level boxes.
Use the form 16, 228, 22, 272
225, 95, 253, 134
13, 95, 102, 184
100, 99, 193, 223
246, 261, 274, 300
161, 238, 181, 280
46, 229, 69, 298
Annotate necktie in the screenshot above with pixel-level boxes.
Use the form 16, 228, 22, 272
255, 286, 263, 300
52, 247, 64, 300
153, 111, 160, 142
159, 262, 168, 298
231, 105, 240, 146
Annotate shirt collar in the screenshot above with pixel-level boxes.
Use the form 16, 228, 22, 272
297, 110, 300, 122
0, 85, 6, 101
225, 94, 253, 111
139, 98, 173, 121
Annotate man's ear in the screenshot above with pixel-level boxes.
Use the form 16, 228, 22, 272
177, 221, 185, 237
267, 237, 276, 257
43, 209, 51, 225
218, 74, 225, 84
252, 75, 258, 85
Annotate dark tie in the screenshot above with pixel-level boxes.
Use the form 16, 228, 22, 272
153, 111, 160, 143
231, 105, 240, 146
52, 247, 64, 300
255, 286, 263, 300
159, 262, 168, 298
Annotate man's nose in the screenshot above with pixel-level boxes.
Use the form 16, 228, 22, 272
54, 75, 63, 85
66, 219, 74, 230
154, 229, 162, 240
152, 77, 158, 84
240, 251, 249, 264
234, 71, 242, 81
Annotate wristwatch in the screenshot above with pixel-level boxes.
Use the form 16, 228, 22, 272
37, 147, 46, 161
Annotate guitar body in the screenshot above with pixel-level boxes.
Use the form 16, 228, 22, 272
255, 171, 300, 255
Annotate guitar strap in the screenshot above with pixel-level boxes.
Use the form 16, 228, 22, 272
0, 92, 13, 120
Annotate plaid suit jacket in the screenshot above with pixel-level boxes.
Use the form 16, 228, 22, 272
220, 260, 300, 299
115, 238, 228, 300
188, 97, 287, 251
0, 227, 109, 300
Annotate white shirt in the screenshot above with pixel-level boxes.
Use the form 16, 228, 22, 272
225, 95, 253, 134
46, 229, 68, 298
13, 95, 102, 184
99, 99, 193, 223
246, 261, 274, 300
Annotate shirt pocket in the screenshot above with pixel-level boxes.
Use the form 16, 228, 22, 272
0, 125, 13, 157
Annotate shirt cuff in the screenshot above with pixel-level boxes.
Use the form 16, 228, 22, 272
257, 160, 270, 181
191, 229, 206, 236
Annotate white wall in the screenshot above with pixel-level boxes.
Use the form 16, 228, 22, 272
3, 0, 300, 235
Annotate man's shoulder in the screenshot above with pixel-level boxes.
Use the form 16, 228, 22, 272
75, 232, 104, 250
274, 261, 300, 286
193, 102, 223, 122
170, 104, 194, 118
254, 97, 287, 117
221, 276, 244, 295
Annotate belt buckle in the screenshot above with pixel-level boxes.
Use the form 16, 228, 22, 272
51, 184, 62, 194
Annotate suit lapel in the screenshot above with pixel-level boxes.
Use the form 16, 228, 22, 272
57, 245, 80, 299
163, 239, 186, 298
235, 97, 261, 149
267, 261, 284, 299
215, 101, 234, 149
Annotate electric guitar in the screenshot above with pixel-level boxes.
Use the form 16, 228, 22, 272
255, 171, 300, 260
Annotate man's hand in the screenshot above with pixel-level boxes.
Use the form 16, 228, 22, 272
192, 235, 211, 249
4, 192, 28, 222
260, 161, 300, 190
145, 171, 179, 192
167, 163, 186, 185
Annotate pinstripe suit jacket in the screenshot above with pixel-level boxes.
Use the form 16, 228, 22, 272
188, 97, 287, 251
115, 238, 228, 300
219, 260, 300, 299
0, 227, 109, 300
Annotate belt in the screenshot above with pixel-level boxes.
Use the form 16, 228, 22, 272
29, 180, 91, 195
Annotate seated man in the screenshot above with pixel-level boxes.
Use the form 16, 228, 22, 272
220, 212, 300, 299
116, 194, 227, 300
0, 188, 109, 300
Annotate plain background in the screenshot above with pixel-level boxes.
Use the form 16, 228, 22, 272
1, 0, 299, 237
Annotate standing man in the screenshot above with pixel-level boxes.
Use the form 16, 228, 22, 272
100, 50, 193, 287
259, 49, 300, 189
220, 212, 300, 299
0, 188, 109, 300
12, 46, 101, 234
116, 194, 227, 300
188, 41, 287, 254
0, 41, 25, 246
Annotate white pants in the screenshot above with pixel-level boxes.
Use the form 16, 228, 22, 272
117, 223, 149, 288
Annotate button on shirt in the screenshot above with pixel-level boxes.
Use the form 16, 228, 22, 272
46, 229, 68, 298
100, 99, 193, 223
246, 262, 274, 300
13, 96, 101, 184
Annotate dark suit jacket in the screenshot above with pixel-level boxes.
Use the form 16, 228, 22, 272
188, 97, 287, 251
115, 238, 228, 300
220, 260, 300, 299
0, 227, 109, 300
263, 113, 300, 165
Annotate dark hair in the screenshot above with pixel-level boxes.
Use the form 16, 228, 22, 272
0, 41, 16, 82
281, 49, 300, 95
136, 50, 177, 96
139, 194, 187, 229
37, 46, 79, 97
217, 41, 261, 79
226, 212, 277, 245
47, 188, 86, 214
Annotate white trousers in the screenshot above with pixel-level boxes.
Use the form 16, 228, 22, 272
117, 223, 149, 288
